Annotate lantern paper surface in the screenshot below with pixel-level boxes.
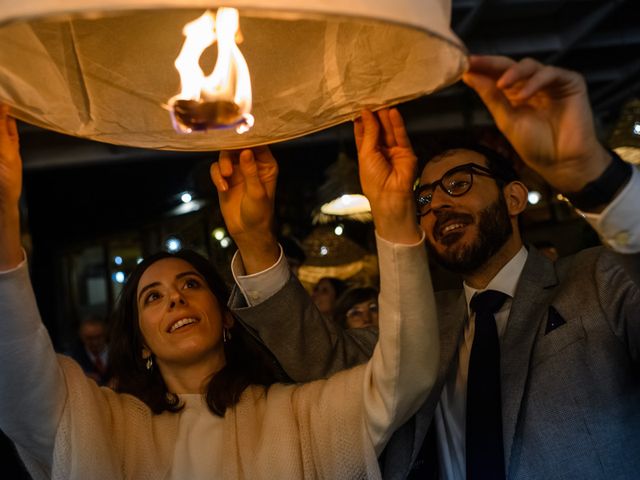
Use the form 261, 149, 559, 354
0, 0, 467, 151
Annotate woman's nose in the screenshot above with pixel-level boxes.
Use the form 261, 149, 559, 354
168, 291, 187, 308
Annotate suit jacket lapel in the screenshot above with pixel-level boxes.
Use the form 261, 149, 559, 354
501, 247, 558, 471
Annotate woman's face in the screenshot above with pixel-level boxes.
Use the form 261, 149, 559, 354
312, 278, 338, 315
345, 298, 379, 329
136, 258, 231, 371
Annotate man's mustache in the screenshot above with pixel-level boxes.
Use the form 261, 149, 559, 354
432, 210, 474, 242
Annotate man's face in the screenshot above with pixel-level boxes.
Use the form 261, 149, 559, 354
80, 322, 107, 356
312, 278, 339, 316
418, 149, 513, 274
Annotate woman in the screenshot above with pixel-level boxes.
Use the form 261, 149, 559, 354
334, 287, 379, 329
311, 276, 347, 319
0, 105, 438, 479
108, 249, 280, 417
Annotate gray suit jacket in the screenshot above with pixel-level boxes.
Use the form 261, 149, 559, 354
230, 246, 640, 479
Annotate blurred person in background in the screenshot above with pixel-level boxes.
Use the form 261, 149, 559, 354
334, 287, 379, 329
68, 314, 112, 386
311, 276, 347, 319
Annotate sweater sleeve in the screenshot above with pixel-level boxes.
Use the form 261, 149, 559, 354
581, 165, 640, 253
364, 232, 439, 455
0, 258, 66, 472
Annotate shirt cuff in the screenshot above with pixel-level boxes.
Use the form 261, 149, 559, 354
231, 244, 290, 306
374, 229, 426, 249
0, 249, 27, 274
580, 166, 640, 253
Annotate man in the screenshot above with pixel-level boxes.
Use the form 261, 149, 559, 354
68, 315, 111, 386
216, 55, 640, 479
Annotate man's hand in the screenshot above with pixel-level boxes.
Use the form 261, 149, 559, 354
354, 108, 421, 244
210, 147, 280, 274
463, 55, 611, 193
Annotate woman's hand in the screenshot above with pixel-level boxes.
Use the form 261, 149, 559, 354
0, 104, 21, 210
0, 103, 24, 269
354, 108, 421, 244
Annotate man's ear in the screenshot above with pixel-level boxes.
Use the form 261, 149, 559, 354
223, 310, 235, 329
503, 181, 529, 216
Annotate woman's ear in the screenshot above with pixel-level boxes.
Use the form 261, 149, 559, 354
503, 181, 529, 216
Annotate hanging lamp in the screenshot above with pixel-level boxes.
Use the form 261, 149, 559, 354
0, 0, 467, 151
609, 98, 640, 164
313, 151, 372, 224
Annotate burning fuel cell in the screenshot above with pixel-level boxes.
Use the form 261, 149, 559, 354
168, 8, 254, 134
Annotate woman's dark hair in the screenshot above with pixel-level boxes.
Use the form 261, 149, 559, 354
333, 286, 379, 329
109, 249, 281, 417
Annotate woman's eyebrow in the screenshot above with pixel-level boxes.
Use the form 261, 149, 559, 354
137, 271, 205, 302
175, 271, 204, 280
138, 281, 161, 302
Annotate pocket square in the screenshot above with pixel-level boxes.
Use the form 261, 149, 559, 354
545, 306, 566, 334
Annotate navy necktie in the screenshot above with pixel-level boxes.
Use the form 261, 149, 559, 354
466, 290, 509, 480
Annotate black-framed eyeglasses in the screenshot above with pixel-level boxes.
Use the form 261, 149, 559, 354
414, 163, 497, 217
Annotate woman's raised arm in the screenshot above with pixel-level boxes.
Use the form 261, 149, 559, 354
0, 104, 66, 474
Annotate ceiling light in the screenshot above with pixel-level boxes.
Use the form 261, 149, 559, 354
167, 198, 206, 216
165, 236, 182, 252
610, 99, 640, 164
527, 191, 541, 205
212, 227, 226, 241
314, 152, 372, 223
113, 271, 126, 284
613, 146, 640, 165
0, 1, 466, 151
321, 194, 371, 217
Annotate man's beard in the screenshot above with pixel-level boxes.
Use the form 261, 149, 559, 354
425, 194, 513, 275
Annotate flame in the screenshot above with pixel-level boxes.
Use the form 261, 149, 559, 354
169, 9, 254, 134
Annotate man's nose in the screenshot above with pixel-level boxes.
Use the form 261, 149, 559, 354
429, 184, 454, 211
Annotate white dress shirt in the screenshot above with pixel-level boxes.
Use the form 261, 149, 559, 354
434, 247, 527, 480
